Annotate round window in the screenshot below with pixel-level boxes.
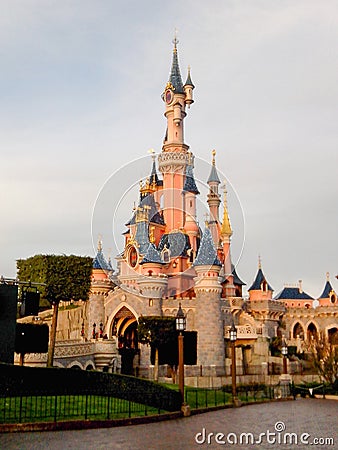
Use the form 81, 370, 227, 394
128, 246, 138, 268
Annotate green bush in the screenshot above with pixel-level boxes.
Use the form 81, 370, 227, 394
0, 363, 181, 412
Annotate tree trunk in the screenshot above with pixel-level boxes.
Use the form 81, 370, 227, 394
47, 301, 59, 367
154, 347, 159, 382
19, 352, 25, 366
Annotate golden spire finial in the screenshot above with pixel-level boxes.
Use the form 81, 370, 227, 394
148, 148, 156, 162
258, 254, 262, 269
220, 180, 232, 237
326, 271, 330, 281
212, 149, 216, 166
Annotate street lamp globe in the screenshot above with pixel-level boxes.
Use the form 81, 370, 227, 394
281, 339, 288, 356
229, 322, 237, 342
176, 303, 186, 332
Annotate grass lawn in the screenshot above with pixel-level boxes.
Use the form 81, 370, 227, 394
0, 394, 163, 424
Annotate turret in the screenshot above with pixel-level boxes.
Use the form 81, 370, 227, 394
193, 224, 225, 375
317, 272, 337, 306
248, 258, 273, 301
207, 150, 221, 246
183, 66, 195, 107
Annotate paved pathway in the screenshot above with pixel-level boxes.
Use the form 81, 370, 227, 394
1, 399, 337, 449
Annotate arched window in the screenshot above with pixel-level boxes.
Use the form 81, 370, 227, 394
162, 245, 170, 263
293, 322, 304, 339
328, 327, 338, 344
307, 323, 318, 341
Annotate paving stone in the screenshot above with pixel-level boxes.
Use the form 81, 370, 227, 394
0, 399, 336, 450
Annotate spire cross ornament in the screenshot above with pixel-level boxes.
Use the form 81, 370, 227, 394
173, 28, 179, 49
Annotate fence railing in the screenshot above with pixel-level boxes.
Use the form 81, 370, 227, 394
184, 383, 292, 409
225, 363, 318, 376
0, 392, 166, 425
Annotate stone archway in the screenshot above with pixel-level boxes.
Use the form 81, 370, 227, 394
111, 305, 138, 375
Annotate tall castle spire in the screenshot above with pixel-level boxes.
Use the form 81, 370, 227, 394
158, 36, 195, 231
169, 33, 184, 94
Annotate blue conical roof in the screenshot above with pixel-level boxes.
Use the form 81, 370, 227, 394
93, 246, 112, 271
169, 39, 184, 94
193, 226, 221, 267
248, 268, 273, 291
183, 163, 199, 194
184, 67, 195, 88
207, 164, 220, 184
319, 280, 334, 299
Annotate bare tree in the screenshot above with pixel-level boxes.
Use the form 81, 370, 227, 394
306, 333, 338, 385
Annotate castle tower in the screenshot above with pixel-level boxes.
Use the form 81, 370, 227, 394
158, 36, 195, 231
89, 239, 114, 340
193, 224, 225, 375
207, 150, 221, 246
318, 273, 337, 306
248, 258, 273, 301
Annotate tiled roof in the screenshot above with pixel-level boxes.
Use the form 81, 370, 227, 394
193, 226, 222, 267
248, 268, 273, 291
207, 164, 220, 184
169, 43, 184, 94
158, 231, 191, 258
140, 244, 164, 265
232, 264, 246, 286
319, 280, 334, 299
183, 164, 199, 194
134, 221, 150, 255
184, 68, 195, 88
93, 249, 112, 271
274, 287, 313, 300
126, 193, 165, 227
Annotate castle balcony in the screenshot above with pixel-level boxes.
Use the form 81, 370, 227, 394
224, 324, 258, 341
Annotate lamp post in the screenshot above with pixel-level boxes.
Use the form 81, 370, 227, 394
176, 303, 186, 405
229, 321, 238, 404
281, 339, 288, 374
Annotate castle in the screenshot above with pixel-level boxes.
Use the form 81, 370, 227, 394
19, 40, 338, 384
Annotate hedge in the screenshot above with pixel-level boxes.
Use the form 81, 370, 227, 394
0, 363, 181, 412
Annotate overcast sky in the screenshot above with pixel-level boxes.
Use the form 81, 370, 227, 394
1, 0, 337, 298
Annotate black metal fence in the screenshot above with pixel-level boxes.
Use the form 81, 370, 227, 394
0, 392, 165, 424
184, 383, 292, 409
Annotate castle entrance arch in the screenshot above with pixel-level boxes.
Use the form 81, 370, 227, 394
111, 306, 138, 375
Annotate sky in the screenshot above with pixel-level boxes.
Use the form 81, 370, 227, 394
1, 0, 337, 298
